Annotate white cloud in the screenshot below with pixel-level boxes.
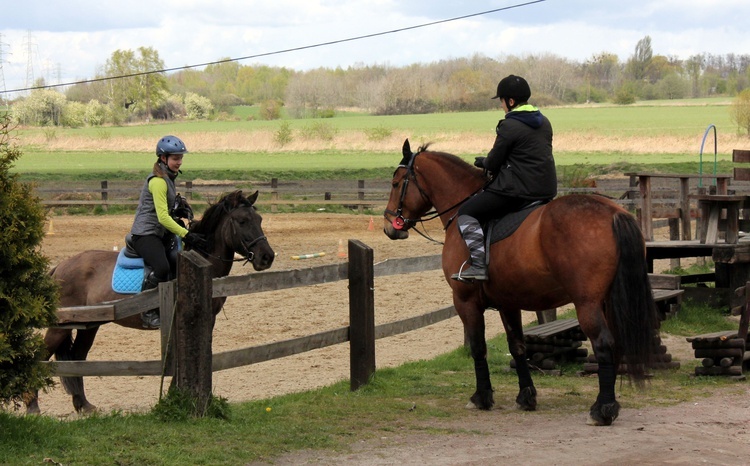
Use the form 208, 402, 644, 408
1, 0, 749, 95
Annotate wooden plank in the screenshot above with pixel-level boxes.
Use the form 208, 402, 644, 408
652, 289, 684, 302
648, 273, 681, 290
375, 306, 457, 339
211, 264, 348, 298
112, 288, 160, 320
523, 318, 580, 337
56, 304, 115, 324
732, 149, 750, 163
733, 167, 750, 181
44, 360, 163, 377
211, 327, 349, 371
373, 254, 442, 277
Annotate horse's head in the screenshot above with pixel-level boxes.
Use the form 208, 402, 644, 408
192, 190, 275, 271
383, 139, 439, 240
220, 190, 275, 271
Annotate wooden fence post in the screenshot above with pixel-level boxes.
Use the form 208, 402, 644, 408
101, 180, 108, 212
159, 280, 178, 377
357, 180, 365, 214
349, 239, 375, 390
174, 250, 213, 415
185, 180, 193, 200
271, 178, 278, 213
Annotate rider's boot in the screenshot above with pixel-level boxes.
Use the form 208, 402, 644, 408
140, 272, 163, 329
451, 215, 488, 282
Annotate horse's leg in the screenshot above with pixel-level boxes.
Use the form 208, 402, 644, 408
577, 302, 620, 426
23, 328, 71, 415
57, 327, 100, 414
460, 305, 494, 410
500, 308, 537, 411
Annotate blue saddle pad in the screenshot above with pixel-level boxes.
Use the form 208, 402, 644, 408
112, 249, 145, 294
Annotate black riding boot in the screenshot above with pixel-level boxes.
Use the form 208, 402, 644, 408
451, 215, 488, 282
140, 272, 163, 329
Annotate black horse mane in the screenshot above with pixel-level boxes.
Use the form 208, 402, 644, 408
190, 190, 253, 236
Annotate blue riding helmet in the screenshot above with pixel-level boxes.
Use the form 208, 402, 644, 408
156, 135, 189, 158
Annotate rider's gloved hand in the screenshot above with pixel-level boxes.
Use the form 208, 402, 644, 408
183, 232, 208, 251
474, 157, 486, 168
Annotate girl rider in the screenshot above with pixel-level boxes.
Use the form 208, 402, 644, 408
130, 135, 207, 328
452, 75, 557, 282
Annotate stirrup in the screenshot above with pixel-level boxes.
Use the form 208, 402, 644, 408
451, 261, 488, 283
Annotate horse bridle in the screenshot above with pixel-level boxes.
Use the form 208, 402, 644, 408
384, 151, 479, 243
229, 216, 267, 265
188, 206, 267, 265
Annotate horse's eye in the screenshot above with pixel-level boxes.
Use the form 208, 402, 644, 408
392, 180, 399, 188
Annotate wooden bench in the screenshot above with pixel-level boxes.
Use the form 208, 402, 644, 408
686, 280, 750, 378
649, 273, 685, 320
515, 275, 683, 374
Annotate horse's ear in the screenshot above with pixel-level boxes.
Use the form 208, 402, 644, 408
247, 190, 259, 205
402, 139, 411, 157
399, 139, 413, 167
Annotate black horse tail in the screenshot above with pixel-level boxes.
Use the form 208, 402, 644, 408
608, 212, 658, 384
54, 332, 85, 397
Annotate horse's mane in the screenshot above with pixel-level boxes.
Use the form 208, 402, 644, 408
416, 143, 481, 179
190, 190, 253, 236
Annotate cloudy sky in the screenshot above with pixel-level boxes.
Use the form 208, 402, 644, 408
1, 0, 748, 96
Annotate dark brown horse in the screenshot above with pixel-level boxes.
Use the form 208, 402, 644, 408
25, 190, 275, 414
383, 140, 657, 426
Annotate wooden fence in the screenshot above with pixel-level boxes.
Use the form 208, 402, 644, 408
36, 178, 634, 213
46, 241, 450, 393
36, 179, 393, 213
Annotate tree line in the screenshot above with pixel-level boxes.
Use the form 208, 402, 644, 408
6, 35, 750, 128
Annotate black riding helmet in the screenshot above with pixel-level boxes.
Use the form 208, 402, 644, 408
156, 135, 188, 158
492, 75, 531, 110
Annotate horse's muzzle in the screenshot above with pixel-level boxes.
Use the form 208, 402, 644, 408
383, 223, 409, 240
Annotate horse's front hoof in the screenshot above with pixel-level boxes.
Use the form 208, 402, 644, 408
515, 386, 537, 411
469, 390, 494, 410
587, 400, 620, 426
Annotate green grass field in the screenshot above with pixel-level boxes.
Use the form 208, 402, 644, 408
11, 99, 742, 182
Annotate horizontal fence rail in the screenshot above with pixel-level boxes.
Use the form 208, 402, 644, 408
45, 251, 448, 378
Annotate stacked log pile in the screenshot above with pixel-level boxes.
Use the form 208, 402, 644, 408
686, 280, 750, 378
687, 331, 749, 376
583, 330, 680, 374
509, 318, 588, 375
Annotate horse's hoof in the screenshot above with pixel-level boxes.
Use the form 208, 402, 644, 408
25, 406, 41, 416
588, 400, 620, 426
75, 402, 98, 415
515, 386, 537, 411
465, 401, 479, 410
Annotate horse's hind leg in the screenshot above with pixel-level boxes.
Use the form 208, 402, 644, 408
577, 302, 620, 426
23, 328, 71, 415
57, 327, 100, 414
500, 308, 537, 411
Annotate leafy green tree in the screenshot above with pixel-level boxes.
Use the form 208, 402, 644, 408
104, 47, 167, 122
627, 35, 654, 81
0, 115, 58, 408
730, 89, 750, 136
11, 89, 67, 126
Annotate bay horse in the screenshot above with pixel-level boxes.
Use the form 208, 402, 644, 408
25, 190, 275, 415
383, 140, 657, 426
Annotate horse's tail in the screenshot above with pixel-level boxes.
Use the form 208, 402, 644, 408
609, 211, 658, 384
54, 332, 85, 397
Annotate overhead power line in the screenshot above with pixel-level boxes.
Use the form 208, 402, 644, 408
1, 0, 545, 95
